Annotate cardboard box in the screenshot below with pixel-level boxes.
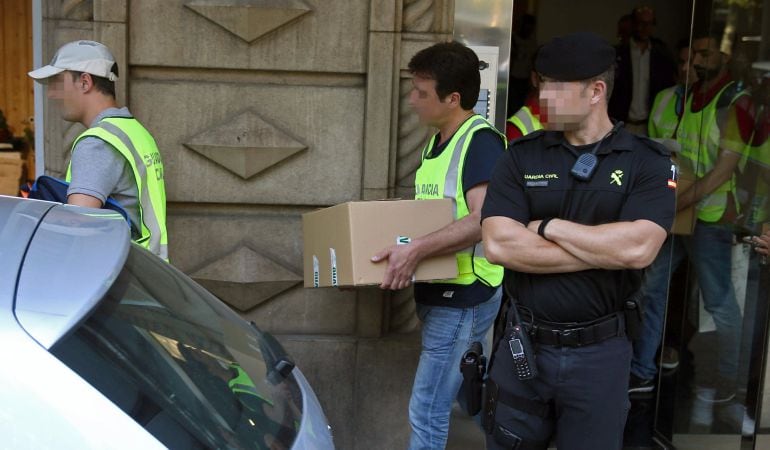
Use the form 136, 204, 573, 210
671, 163, 696, 235
0, 150, 22, 160
303, 199, 458, 287
0, 157, 23, 196
0, 178, 19, 196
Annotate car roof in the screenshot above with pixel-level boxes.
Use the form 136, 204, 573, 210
0, 196, 130, 348
0, 196, 55, 310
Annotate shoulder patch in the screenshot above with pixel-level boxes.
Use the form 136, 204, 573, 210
637, 135, 671, 156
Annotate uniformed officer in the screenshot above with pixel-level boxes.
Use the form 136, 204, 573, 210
480, 32, 676, 450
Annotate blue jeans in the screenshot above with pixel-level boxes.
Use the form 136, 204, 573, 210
408, 286, 502, 450
631, 221, 741, 383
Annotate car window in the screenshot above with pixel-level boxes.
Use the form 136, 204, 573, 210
50, 246, 302, 450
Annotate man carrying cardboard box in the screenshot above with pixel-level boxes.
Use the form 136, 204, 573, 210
371, 41, 505, 449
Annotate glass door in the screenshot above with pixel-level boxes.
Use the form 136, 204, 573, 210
650, 1, 770, 449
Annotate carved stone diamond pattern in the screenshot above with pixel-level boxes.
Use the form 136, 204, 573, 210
184, 110, 307, 179
191, 245, 302, 312
60, 0, 93, 20
184, 0, 312, 44
403, 0, 435, 32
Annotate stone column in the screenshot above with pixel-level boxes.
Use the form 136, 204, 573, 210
42, 0, 128, 177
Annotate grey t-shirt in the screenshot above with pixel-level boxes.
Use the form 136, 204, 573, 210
67, 107, 141, 238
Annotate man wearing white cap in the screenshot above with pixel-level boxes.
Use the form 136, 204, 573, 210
29, 40, 168, 260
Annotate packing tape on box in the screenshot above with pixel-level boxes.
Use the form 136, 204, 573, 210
330, 248, 338, 287
313, 255, 320, 288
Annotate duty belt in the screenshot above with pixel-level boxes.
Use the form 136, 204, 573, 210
520, 310, 626, 347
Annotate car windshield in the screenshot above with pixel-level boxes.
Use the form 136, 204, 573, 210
50, 246, 302, 450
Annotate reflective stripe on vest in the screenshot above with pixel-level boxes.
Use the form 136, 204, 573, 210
414, 115, 504, 287
743, 122, 770, 225
66, 118, 168, 260
677, 82, 746, 222
507, 106, 543, 136
648, 86, 679, 139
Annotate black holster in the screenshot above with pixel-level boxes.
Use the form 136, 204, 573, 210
459, 341, 486, 416
623, 290, 644, 340
482, 378, 499, 434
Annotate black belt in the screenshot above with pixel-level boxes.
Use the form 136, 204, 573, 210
523, 312, 626, 347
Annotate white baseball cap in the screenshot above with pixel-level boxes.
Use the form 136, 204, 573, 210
28, 40, 118, 82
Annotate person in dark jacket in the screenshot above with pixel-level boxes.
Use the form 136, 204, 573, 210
609, 6, 676, 134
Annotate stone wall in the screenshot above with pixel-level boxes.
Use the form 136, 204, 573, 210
41, 1, 455, 448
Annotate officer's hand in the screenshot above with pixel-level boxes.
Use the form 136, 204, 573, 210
371, 244, 421, 290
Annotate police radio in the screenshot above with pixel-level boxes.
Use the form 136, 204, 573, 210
570, 121, 623, 181
570, 152, 599, 181
507, 299, 538, 380
509, 322, 537, 380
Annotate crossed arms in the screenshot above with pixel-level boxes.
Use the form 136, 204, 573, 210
482, 216, 668, 274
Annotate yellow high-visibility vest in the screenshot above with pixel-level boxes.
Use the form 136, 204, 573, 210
67, 117, 168, 260
507, 106, 543, 137
676, 82, 747, 222
414, 115, 504, 287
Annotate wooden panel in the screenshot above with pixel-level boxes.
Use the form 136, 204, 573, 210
0, 0, 34, 138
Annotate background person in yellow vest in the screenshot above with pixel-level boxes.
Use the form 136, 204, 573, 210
630, 31, 754, 434
371, 42, 505, 450
647, 39, 698, 139
28, 40, 168, 260
725, 65, 770, 436
733, 66, 770, 233
506, 71, 544, 142
628, 39, 698, 393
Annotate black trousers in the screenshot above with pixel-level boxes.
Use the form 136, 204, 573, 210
485, 336, 632, 450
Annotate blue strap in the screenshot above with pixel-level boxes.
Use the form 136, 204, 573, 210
29, 175, 132, 231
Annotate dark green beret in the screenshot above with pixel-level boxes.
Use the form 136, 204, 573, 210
535, 32, 615, 81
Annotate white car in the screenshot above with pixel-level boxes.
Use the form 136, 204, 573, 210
0, 195, 334, 450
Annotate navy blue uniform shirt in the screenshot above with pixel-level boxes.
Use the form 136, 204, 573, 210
481, 127, 676, 323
